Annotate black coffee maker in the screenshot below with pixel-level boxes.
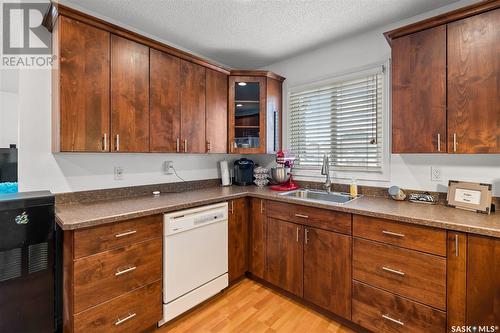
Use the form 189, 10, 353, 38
233, 158, 255, 186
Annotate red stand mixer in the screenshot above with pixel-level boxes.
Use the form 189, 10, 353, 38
270, 150, 299, 191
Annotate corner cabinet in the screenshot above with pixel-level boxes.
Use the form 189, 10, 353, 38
228, 71, 284, 154
386, 5, 500, 154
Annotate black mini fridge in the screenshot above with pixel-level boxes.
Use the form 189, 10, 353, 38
0, 191, 61, 333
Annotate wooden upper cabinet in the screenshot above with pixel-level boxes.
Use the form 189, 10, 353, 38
205, 69, 228, 153
180, 60, 206, 153
266, 218, 303, 297
57, 16, 110, 152
150, 49, 181, 152
447, 9, 500, 153
303, 227, 351, 319
111, 35, 150, 152
228, 71, 285, 154
466, 235, 500, 326
391, 25, 447, 153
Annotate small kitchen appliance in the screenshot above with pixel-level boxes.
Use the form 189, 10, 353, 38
233, 158, 255, 186
270, 151, 299, 191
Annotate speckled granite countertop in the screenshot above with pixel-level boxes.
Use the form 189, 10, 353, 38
56, 186, 500, 238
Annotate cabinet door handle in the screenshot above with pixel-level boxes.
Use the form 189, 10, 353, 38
455, 234, 459, 257
115, 266, 136, 276
115, 134, 120, 152
382, 230, 405, 238
207, 140, 211, 152
115, 230, 137, 238
382, 314, 404, 326
296, 227, 299, 242
102, 133, 108, 151
260, 200, 264, 214
382, 266, 405, 276
295, 214, 309, 219
184, 139, 188, 153
115, 313, 137, 326
304, 228, 309, 244
453, 133, 457, 152
176, 138, 180, 153
437, 133, 441, 152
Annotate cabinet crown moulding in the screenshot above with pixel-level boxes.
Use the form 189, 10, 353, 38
42, 2, 230, 75
383, 0, 500, 44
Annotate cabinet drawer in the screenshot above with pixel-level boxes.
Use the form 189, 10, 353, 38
352, 281, 446, 333
353, 238, 446, 310
74, 281, 162, 333
74, 238, 162, 313
353, 215, 446, 256
74, 214, 162, 258
267, 201, 351, 235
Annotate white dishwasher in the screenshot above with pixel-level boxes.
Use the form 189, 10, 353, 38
158, 202, 228, 326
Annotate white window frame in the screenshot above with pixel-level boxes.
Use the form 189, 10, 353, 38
284, 60, 391, 183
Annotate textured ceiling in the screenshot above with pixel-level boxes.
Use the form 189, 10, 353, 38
60, 0, 460, 68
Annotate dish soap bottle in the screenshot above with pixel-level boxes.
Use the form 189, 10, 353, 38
350, 178, 358, 197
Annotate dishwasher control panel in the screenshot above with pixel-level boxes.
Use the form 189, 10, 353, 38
164, 202, 228, 235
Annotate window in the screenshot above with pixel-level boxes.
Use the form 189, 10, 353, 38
289, 65, 387, 178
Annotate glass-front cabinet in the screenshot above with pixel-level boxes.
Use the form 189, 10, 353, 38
228, 71, 284, 154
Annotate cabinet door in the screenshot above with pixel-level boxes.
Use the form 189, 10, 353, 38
206, 69, 228, 153
447, 232, 467, 331
111, 35, 149, 152
448, 9, 500, 153
228, 76, 266, 154
180, 60, 206, 153
149, 49, 180, 152
58, 16, 110, 152
228, 198, 248, 283
391, 25, 446, 153
467, 235, 500, 326
304, 227, 351, 319
249, 198, 266, 279
266, 77, 282, 154
266, 218, 303, 297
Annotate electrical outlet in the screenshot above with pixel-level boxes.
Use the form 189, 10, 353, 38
431, 166, 442, 182
114, 167, 124, 180
164, 161, 174, 175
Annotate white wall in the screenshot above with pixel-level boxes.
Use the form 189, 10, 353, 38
0, 69, 19, 147
264, 0, 500, 196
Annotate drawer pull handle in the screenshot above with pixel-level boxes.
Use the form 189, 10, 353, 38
382, 266, 405, 276
295, 214, 309, 219
115, 312, 137, 326
382, 230, 405, 238
382, 314, 404, 326
115, 266, 137, 276
115, 230, 137, 238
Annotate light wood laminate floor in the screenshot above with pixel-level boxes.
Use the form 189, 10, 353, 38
157, 278, 356, 333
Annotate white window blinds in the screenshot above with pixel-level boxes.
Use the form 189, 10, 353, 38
290, 68, 384, 172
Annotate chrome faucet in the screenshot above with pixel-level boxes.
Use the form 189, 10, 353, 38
321, 154, 332, 192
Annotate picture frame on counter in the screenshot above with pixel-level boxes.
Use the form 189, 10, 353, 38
447, 180, 493, 214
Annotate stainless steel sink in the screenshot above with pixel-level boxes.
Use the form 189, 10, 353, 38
278, 189, 360, 204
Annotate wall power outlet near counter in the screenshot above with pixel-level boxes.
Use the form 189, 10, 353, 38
163, 161, 174, 175
431, 166, 442, 182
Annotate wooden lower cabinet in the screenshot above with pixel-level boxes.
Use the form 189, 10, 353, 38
63, 216, 163, 333
352, 281, 446, 333
466, 235, 500, 326
74, 281, 162, 333
249, 198, 267, 279
228, 198, 248, 283
266, 218, 303, 297
304, 227, 351, 319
